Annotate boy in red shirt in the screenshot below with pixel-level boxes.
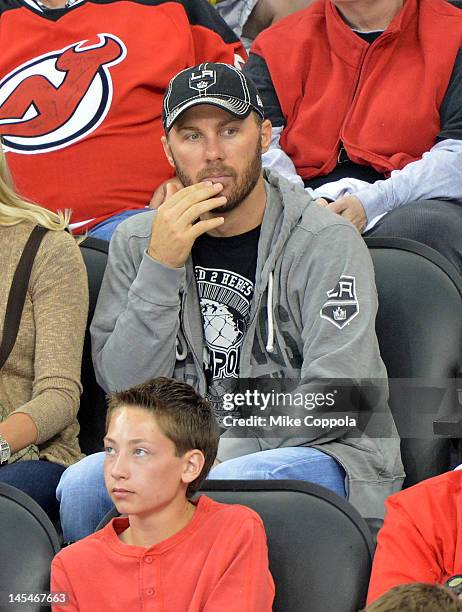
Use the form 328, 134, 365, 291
51, 377, 274, 611
367, 470, 462, 605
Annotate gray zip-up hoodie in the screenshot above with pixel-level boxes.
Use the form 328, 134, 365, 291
91, 169, 404, 518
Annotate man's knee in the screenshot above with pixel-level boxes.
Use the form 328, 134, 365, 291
209, 455, 265, 480
57, 452, 109, 542
56, 452, 106, 502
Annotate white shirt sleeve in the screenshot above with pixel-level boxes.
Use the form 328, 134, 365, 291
354, 138, 462, 221
262, 126, 305, 187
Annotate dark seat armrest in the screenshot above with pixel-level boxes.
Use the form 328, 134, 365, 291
364, 517, 383, 551
433, 371, 462, 436
433, 413, 462, 436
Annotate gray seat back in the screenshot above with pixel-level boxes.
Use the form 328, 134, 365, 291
366, 237, 462, 486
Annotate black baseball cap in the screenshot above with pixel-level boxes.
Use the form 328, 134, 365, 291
162, 62, 265, 132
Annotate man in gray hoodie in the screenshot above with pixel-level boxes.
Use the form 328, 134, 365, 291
57, 63, 404, 542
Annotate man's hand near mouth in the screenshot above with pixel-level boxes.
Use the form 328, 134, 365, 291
148, 181, 227, 268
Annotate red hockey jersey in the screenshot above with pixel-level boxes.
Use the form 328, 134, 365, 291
0, 0, 245, 230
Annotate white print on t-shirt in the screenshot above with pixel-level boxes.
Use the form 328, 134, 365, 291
195, 266, 253, 379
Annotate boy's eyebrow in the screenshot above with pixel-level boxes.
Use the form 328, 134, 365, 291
103, 437, 151, 445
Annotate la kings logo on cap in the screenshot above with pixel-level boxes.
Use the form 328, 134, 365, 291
189, 69, 216, 95
320, 275, 359, 329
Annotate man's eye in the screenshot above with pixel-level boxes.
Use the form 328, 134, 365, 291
104, 446, 114, 455
185, 132, 201, 141
223, 128, 238, 136
134, 448, 147, 456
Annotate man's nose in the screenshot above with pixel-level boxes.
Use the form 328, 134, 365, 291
204, 134, 225, 161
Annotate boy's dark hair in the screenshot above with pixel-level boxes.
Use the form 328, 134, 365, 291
364, 583, 462, 612
106, 377, 219, 497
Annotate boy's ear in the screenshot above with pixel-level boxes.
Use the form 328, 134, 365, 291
181, 450, 205, 485
161, 135, 175, 168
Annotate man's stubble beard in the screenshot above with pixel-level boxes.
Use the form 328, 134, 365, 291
172, 137, 263, 214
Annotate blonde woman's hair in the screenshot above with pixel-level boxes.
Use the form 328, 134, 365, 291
0, 146, 70, 231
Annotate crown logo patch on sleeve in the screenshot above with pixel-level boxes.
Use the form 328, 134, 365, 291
320, 275, 359, 329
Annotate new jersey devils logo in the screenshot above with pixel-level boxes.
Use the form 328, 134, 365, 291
0, 33, 126, 154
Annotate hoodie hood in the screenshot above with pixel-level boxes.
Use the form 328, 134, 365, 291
257, 169, 313, 352
257, 168, 310, 291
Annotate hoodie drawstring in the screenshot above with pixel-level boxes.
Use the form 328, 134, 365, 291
175, 337, 187, 361
265, 271, 274, 353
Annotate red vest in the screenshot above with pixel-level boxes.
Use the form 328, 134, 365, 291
0, 0, 244, 230
252, 0, 462, 179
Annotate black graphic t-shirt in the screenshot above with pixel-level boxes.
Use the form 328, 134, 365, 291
192, 225, 260, 422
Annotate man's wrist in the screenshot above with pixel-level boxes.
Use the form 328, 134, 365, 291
147, 247, 183, 269
147, 246, 159, 261
354, 187, 387, 222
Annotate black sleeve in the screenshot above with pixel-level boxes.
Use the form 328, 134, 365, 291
180, 0, 242, 44
438, 47, 462, 141
243, 52, 285, 127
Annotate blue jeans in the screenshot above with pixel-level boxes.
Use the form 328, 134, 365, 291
0, 460, 66, 522
57, 447, 346, 542
87, 209, 150, 242
57, 452, 111, 542
209, 447, 347, 498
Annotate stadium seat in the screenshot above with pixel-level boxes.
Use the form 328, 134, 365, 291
0, 482, 60, 612
78, 237, 109, 454
96, 480, 375, 612
365, 237, 462, 487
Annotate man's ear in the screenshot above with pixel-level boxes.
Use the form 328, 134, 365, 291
261, 119, 272, 154
161, 135, 175, 169
181, 450, 205, 485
